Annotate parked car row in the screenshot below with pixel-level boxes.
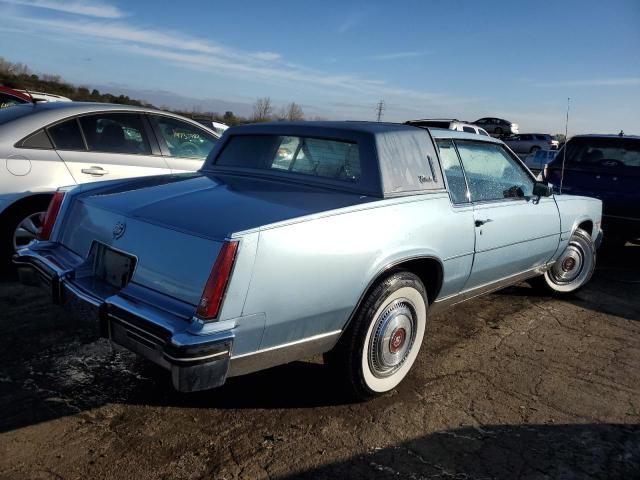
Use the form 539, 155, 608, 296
3, 93, 636, 400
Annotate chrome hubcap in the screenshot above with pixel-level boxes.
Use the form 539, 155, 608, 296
13, 212, 44, 251
369, 299, 417, 378
550, 243, 584, 283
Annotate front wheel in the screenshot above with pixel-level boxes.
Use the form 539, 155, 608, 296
533, 228, 596, 294
324, 271, 428, 401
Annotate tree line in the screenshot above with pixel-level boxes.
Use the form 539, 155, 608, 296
0, 58, 307, 126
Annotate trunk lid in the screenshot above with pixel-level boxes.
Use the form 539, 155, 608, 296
59, 172, 374, 304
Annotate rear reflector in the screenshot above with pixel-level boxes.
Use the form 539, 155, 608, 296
37, 191, 65, 241
196, 241, 239, 320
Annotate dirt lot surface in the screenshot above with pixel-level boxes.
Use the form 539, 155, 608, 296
0, 245, 639, 479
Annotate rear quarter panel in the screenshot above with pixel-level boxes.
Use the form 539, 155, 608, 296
1, 147, 75, 196
239, 193, 475, 352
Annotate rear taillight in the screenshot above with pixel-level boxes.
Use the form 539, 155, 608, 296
196, 240, 239, 320
37, 191, 65, 241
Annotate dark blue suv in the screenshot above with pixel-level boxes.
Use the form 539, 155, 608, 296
545, 134, 640, 246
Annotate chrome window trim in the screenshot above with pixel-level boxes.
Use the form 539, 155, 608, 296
434, 138, 472, 206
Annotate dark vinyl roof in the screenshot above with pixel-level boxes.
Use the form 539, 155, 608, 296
229, 120, 419, 135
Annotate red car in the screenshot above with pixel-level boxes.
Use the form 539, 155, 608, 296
0, 86, 33, 109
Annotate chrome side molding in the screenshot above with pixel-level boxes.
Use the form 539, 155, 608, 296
228, 330, 341, 377
431, 263, 554, 314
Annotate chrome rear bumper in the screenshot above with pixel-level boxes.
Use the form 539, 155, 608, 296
13, 244, 233, 393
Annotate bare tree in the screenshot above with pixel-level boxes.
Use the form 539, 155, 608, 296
282, 102, 304, 121
0, 57, 11, 74
252, 97, 273, 122
0, 58, 30, 76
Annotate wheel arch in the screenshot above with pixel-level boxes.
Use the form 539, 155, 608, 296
576, 219, 593, 236
0, 192, 54, 223
335, 255, 444, 344
568, 216, 595, 242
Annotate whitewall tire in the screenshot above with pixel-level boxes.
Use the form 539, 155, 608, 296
534, 228, 596, 294
325, 271, 428, 400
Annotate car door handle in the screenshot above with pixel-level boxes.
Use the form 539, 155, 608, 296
81, 166, 109, 176
475, 219, 493, 227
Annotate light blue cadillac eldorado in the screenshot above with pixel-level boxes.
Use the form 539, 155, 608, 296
14, 122, 603, 400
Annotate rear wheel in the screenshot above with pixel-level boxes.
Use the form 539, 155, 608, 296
532, 228, 595, 294
324, 271, 428, 401
0, 197, 51, 264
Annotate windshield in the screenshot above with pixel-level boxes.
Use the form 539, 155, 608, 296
555, 137, 640, 168
214, 134, 361, 182
0, 103, 36, 125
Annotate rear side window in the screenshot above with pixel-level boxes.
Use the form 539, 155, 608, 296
437, 140, 469, 204
20, 129, 53, 149
79, 113, 151, 155
48, 119, 85, 150
456, 141, 533, 201
150, 115, 217, 159
216, 135, 361, 182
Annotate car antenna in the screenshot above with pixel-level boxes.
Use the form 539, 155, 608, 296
559, 97, 570, 194
23, 88, 36, 105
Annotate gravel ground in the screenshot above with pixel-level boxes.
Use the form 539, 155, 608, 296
0, 245, 638, 479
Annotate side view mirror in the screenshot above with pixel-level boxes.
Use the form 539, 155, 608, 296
533, 181, 553, 197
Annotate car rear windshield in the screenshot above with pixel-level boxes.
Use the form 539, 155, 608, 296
557, 137, 640, 168
0, 104, 36, 125
214, 135, 361, 182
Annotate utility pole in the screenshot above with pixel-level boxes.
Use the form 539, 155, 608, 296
375, 100, 385, 122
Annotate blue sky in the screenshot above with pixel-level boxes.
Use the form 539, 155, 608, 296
1, 0, 639, 133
